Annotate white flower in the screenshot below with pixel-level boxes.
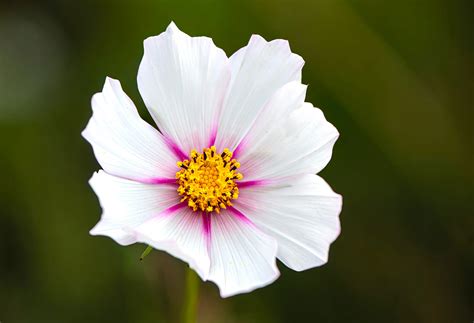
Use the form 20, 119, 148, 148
82, 22, 342, 297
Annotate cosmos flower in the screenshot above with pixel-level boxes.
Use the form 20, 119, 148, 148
82, 22, 342, 297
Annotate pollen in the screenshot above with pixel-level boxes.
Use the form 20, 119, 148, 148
176, 146, 243, 214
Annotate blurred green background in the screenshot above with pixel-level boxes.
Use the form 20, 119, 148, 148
0, 0, 472, 322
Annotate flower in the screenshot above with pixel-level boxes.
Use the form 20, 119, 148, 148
82, 22, 342, 297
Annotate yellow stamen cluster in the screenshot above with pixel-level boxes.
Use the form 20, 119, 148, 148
176, 146, 243, 213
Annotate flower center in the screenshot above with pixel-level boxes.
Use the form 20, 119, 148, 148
176, 146, 243, 213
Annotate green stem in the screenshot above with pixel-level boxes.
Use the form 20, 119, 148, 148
182, 266, 200, 323
139, 245, 153, 261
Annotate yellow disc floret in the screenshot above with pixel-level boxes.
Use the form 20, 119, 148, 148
176, 146, 243, 214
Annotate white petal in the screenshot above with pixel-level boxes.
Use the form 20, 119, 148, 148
208, 208, 279, 297
239, 103, 339, 181
133, 207, 211, 280
232, 81, 307, 157
235, 175, 342, 271
137, 22, 230, 155
215, 35, 304, 151
89, 171, 179, 245
82, 77, 177, 182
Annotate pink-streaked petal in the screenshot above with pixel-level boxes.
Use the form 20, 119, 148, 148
202, 212, 212, 246
82, 77, 177, 182
140, 178, 177, 185
137, 22, 231, 155
133, 206, 211, 280
89, 171, 180, 246
237, 179, 275, 189
235, 174, 342, 271
215, 35, 304, 152
239, 103, 339, 181
207, 208, 280, 297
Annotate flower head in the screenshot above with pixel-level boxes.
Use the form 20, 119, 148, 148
82, 22, 342, 297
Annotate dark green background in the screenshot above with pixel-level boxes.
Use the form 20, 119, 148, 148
0, 0, 472, 322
